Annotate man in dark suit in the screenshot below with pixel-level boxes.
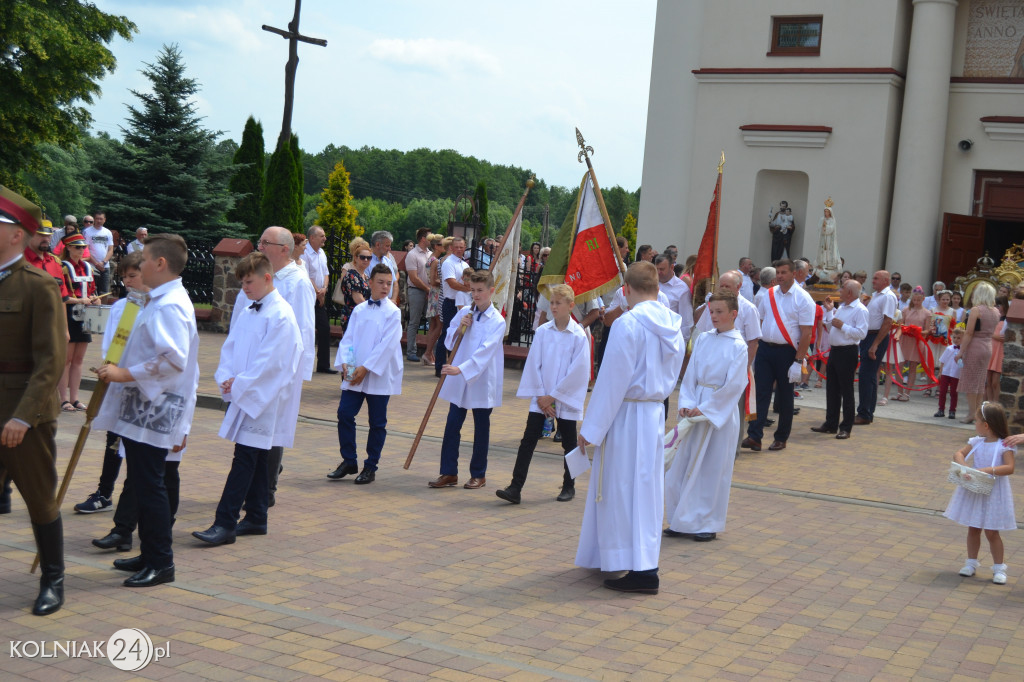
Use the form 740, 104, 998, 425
0, 186, 68, 615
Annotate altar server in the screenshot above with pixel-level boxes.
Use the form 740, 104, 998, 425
575, 261, 685, 595
496, 284, 590, 504
428, 270, 506, 490
234, 225, 315, 507
664, 294, 749, 542
95, 234, 199, 588
192, 252, 301, 546
327, 264, 404, 484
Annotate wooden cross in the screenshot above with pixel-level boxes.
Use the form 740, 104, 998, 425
262, 0, 327, 149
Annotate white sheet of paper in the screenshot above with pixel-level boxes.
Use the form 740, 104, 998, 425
565, 446, 592, 478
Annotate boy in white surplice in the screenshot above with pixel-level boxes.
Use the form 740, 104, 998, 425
496, 284, 590, 505
664, 294, 749, 543
575, 261, 684, 595
192, 253, 301, 546
327, 264, 404, 484
94, 234, 199, 588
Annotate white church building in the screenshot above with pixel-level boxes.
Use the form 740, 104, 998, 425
637, 0, 1024, 286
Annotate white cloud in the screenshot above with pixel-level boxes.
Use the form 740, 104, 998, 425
367, 38, 501, 77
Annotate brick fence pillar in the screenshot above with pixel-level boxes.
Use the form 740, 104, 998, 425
207, 238, 254, 333
1001, 299, 1024, 435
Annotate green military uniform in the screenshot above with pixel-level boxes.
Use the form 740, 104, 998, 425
0, 185, 67, 615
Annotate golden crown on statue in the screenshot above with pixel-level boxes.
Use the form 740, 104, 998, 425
824, 196, 834, 208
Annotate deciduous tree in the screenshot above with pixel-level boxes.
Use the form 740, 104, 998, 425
1, 1, 136, 192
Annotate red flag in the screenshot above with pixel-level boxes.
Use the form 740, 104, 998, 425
693, 172, 721, 283
563, 173, 621, 301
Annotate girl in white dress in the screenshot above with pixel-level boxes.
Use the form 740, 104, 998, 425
943, 401, 1016, 584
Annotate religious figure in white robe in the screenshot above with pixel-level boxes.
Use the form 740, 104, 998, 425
664, 328, 749, 535
815, 203, 841, 283
575, 300, 685, 572
216, 289, 301, 449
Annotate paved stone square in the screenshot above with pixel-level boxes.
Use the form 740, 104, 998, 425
3, 331, 1024, 680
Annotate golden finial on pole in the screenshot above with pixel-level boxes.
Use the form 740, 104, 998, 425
718, 151, 725, 174
576, 127, 594, 164
526, 174, 536, 189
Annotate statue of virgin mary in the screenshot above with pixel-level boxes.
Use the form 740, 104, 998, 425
816, 197, 841, 282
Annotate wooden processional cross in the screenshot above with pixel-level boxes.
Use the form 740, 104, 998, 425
262, 0, 327, 148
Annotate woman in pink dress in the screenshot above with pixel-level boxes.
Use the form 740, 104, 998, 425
896, 286, 933, 400
986, 296, 1009, 402
957, 282, 1000, 424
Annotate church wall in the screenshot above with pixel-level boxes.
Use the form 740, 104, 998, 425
638, 0, 910, 270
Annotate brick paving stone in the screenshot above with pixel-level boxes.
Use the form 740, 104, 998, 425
3, 333, 1024, 679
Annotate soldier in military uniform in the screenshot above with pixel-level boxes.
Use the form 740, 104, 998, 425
0, 186, 68, 615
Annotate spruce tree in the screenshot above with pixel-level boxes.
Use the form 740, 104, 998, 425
316, 161, 361, 244
90, 44, 233, 242
261, 136, 301, 231
227, 116, 265, 236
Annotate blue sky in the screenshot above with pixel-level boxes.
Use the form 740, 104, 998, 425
88, 0, 657, 191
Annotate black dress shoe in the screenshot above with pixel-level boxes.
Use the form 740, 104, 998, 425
835, 430, 851, 440
604, 570, 659, 594
192, 525, 236, 546
92, 531, 133, 551
765, 418, 775, 426
693, 532, 717, 542
236, 518, 268, 536
124, 565, 175, 587
553, 431, 562, 442
810, 425, 837, 434
316, 368, 339, 375
354, 469, 375, 484
556, 486, 575, 502
113, 555, 145, 572
793, 408, 800, 416
663, 528, 694, 538
496, 486, 521, 504
327, 461, 359, 480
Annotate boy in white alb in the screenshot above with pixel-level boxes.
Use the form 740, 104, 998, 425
327, 264, 404, 484
95, 234, 199, 588
429, 270, 506, 490
664, 294, 749, 543
496, 284, 591, 504
575, 261, 685, 595
192, 253, 301, 546
935, 326, 964, 420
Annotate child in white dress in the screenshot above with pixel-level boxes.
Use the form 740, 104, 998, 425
943, 401, 1016, 584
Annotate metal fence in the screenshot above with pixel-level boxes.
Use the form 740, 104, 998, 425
119, 235, 542, 348
109, 239, 216, 305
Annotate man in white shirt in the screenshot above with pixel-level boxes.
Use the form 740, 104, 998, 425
753, 266, 776, 317
854, 271, 897, 425
84, 210, 114, 294
923, 280, 945, 310
738, 257, 755, 302
367, 230, 399, 307
434, 236, 472, 376
655, 254, 693, 341
811, 281, 868, 440
404, 228, 432, 362
742, 259, 815, 452
301, 225, 333, 374
889, 272, 902, 293
50, 214, 76, 250
793, 259, 810, 288
126, 227, 148, 254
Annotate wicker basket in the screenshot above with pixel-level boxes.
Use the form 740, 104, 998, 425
947, 461, 995, 496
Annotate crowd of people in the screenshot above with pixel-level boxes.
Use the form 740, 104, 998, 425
2, 180, 1018, 616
